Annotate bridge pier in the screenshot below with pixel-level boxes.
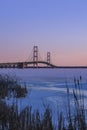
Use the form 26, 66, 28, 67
33, 46, 38, 67
47, 52, 51, 67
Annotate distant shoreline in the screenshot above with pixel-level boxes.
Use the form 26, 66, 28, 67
0, 66, 87, 69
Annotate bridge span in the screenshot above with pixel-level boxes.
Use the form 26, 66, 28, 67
0, 61, 87, 69
0, 46, 87, 69
0, 61, 56, 68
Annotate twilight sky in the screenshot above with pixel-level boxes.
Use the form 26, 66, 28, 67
0, 0, 87, 66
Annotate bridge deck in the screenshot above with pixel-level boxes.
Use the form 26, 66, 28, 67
0, 61, 87, 69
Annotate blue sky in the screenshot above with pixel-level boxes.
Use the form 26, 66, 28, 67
0, 0, 87, 65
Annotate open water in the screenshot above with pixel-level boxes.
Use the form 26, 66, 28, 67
0, 68, 87, 114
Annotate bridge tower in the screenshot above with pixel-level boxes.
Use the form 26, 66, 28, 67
47, 52, 51, 65
33, 46, 38, 67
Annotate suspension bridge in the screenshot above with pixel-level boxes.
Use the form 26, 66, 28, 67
0, 46, 57, 68
0, 45, 87, 69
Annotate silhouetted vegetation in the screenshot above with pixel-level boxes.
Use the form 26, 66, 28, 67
0, 75, 87, 130
0, 101, 53, 130
0, 74, 27, 98
59, 76, 87, 130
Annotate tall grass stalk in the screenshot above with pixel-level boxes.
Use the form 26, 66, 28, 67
0, 76, 87, 130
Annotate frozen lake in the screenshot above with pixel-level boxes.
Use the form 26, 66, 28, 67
0, 68, 87, 114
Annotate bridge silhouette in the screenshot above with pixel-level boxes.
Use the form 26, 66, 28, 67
0, 45, 87, 69
0, 46, 57, 68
